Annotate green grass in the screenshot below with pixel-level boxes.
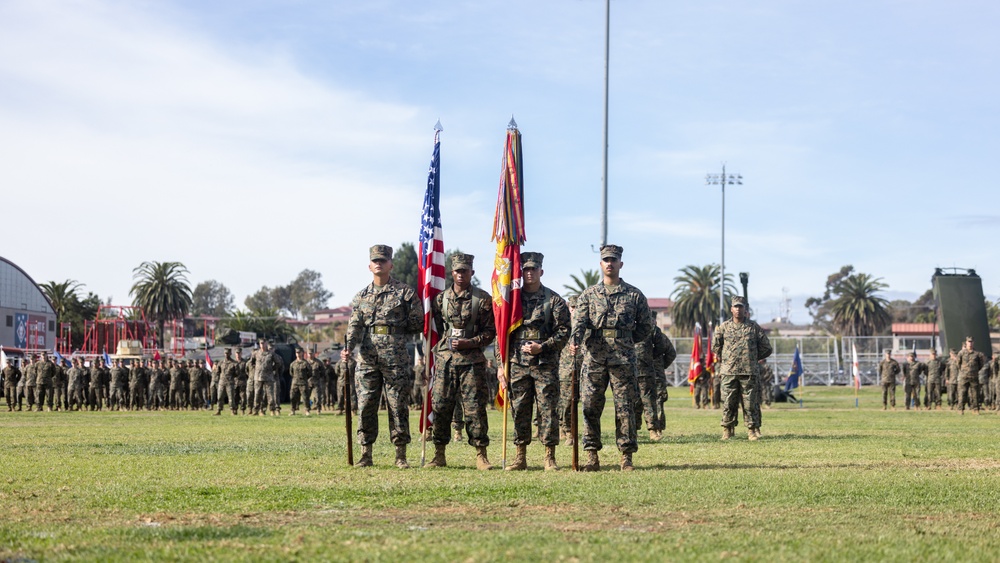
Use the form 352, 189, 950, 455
2, 387, 999, 561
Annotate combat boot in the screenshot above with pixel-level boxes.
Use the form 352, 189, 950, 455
620, 452, 634, 472
721, 427, 734, 441
475, 447, 493, 470
748, 428, 759, 441
544, 445, 559, 471
356, 444, 373, 468
582, 450, 600, 472
395, 445, 410, 469
453, 428, 462, 442
505, 444, 527, 471
425, 444, 447, 468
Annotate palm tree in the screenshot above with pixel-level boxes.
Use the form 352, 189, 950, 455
40, 279, 83, 324
830, 273, 891, 336
563, 269, 600, 296
130, 261, 193, 347
669, 264, 737, 335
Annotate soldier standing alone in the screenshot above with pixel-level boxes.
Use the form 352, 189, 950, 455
903, 352, 926, 410
879, 350, 900, 410
342, 244, 423, 468
925, 349, 945, 410
957, 336, 985, 414
3, 358, 22, 411
711, 296, 772, 440
569, 244, 654, 471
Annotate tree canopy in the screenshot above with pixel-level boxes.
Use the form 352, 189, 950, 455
130, 261, 193, 347
191, 280, 235, 317
670, 264, 737, 335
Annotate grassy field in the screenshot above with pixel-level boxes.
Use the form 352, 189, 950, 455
2, 386, 999, 562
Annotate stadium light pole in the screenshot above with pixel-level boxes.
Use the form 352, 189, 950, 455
600, 0, 610, 246
705, 165, 742, 326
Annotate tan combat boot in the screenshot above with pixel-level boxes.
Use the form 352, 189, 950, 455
395, 444, 410, 469
475, 447, 493, 470
425, 444, 447, 468
453, 428, 463, 442
721, 427, 734, 441
582, 450, 600, 472
748, 428, 759, 441
505, 444, 527, 471
620, 452, 634, 472
355, 444, 373, 467
544, 445, 559, 471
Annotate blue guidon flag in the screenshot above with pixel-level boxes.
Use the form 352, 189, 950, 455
785, 345, 803, 391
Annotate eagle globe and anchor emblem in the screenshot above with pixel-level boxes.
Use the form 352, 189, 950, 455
15, 317, 27, 347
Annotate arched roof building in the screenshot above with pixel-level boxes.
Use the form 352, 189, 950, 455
0, 256, 56, 353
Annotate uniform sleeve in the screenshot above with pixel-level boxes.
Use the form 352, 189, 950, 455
570, 291, 590, 346
472, 292, 496, 348
432, 292, 445, 344
346, 292, 365, 352
403, 285, 424, 334
757, 325, 773, 360
711, 326, 724, 359
661, 333, 677, 369
541, 294, 571, 354
632, 292, 653, 343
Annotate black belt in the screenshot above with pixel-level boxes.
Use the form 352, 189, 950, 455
596, 328, 632, 339
368, 325, 403, 335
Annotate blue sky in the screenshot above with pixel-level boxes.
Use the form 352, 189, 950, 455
2, 0, 998, 323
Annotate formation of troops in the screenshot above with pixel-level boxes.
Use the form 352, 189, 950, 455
4, 243, 996, 473
878, 337, 1000, 413
1, 344, 359, 417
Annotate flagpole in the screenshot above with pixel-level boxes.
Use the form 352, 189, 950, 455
501, 343, 510, 470
420, 336, 431, 467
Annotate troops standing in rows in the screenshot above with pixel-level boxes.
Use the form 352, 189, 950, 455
502, 252, 570, 471
425, 253, 496, 470
570, 244, 653, 471
712, 296, 772, 441
343, 244, 423, 468
879, 350, 900, 410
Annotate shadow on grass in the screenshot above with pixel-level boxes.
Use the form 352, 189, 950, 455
121, 525, 272, 542
655, 433, 870, 445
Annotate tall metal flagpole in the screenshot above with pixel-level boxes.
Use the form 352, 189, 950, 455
705, 166, 742, 325
600, 0, 610, 246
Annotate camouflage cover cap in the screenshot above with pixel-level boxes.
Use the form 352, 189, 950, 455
521, 252, 544, 268
370, 244, 393, 261
451, 253, 474, 270
599, 244, 623, 260
732, 295, 748, 307
567, 295, 578, 308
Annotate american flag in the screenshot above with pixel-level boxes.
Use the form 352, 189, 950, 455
418, 122, 445, 433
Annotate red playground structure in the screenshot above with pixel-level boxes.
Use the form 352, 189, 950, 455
81, 305, 158, 356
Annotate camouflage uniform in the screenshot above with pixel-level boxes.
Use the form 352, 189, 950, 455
110, 363, 129, 410
759, 362, 775, 407
634, 323, 675, 434
90, 362, 108, 410
129, 362, 148, 410
506, 281, 570, 448
925, 354, 945, 408
337, 357, 357, 413
34, 358, 57, 411
957, 343, 985, 412
53, 363, 67, 410
430, 282, 495, 448
216, 353, 239, 415
169, 362, 186, 409
3, 364, 22, 411
308, 356, 326, 413
903, 357, 926, 410
188, 363, 205, 410
67, 363, 86, 410
711, 301, 772, 434
879, 355, 901, 408
570, 251, 653, 457
289, 355, 311, 414
23, 361, 37, 411
346, 269, 423, 448
235, 354, 249, 413
694, 366, 711, 408
946, 352, 960, 408
250, 346, 283, 414
979, 360, 992, 408
991, 355, 1000, 412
